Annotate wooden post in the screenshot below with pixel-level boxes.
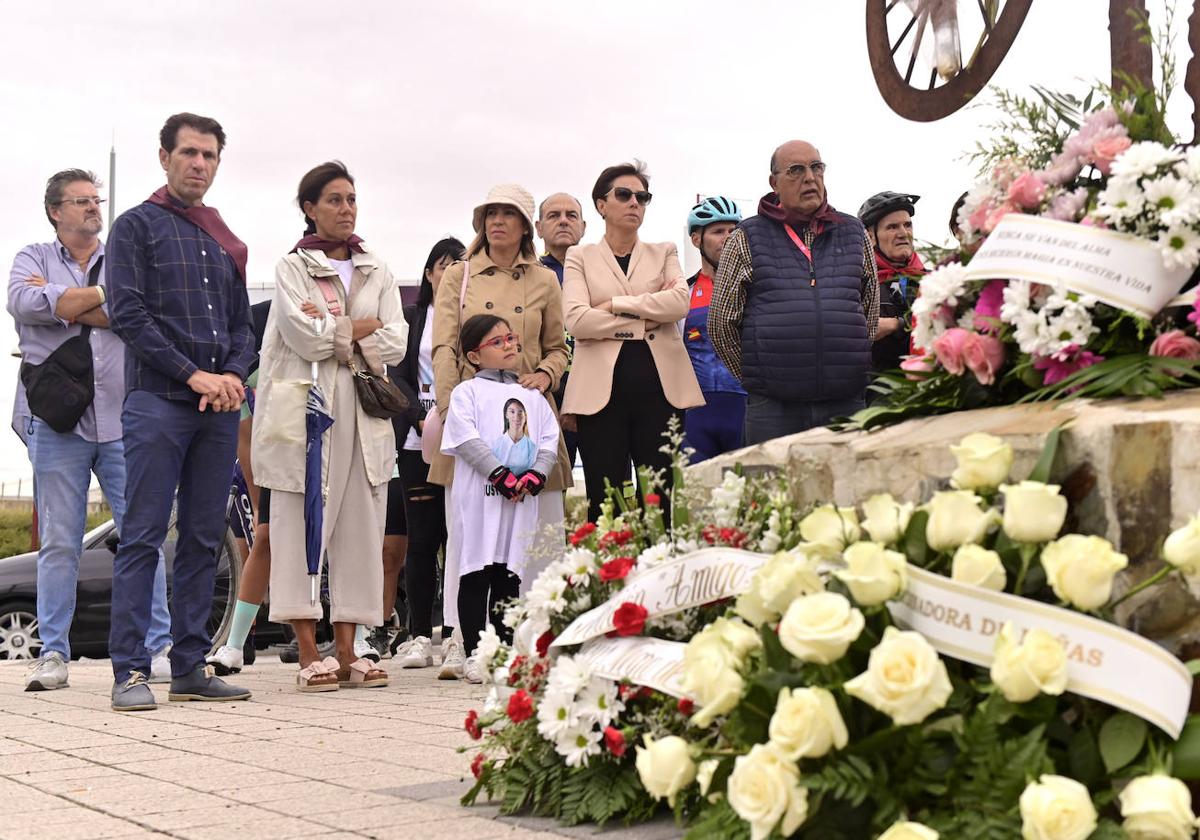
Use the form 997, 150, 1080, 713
1109, 0, 1155, 94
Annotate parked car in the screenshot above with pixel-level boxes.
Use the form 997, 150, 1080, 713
0, 518, 287, 660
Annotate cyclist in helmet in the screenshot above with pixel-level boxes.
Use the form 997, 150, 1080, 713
683, 197, 747, 462
857, 191, 927, 384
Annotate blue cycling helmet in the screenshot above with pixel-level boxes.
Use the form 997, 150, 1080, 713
688, 196, 742, 233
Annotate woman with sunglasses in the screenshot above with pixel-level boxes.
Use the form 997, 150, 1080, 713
430, 184, 569, 675
562, 161, 703, 523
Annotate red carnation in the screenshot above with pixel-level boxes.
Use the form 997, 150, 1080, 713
604, 726, 627, 758
570, 522, 597, 546
645, 493, 661, 507
470, 752, 486, 778
464, 709, 482, 740
599, 529, 634, 549
678, 698, 695, 716
611, 601, 648, 637
506, 689, 534, 723
598, 556, 636, 582
535, 631, 555, 658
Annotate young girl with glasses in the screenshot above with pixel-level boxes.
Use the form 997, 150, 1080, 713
440, 314, 559, 683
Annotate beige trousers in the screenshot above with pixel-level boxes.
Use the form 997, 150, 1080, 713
268, 366, 386, 626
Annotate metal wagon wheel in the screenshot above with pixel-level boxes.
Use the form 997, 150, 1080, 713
867, 0, 1034, 121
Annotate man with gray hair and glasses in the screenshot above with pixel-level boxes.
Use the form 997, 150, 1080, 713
7, 169, 172, 691
708, 140, 880, 445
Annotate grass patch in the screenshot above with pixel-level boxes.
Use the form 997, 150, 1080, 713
0, 507, 111, 558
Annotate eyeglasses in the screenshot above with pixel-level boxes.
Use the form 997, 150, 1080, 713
56, 197, 106, 208
474, 333, 520, 351
778, 162, 826, 180
607, 187, 653, 206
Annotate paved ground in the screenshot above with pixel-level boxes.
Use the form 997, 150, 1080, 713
0, 653, 681, 840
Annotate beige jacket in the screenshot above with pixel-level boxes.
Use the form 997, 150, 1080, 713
561, 239, 704, 415
429, 251, 571, 489
252, 247, 407, 493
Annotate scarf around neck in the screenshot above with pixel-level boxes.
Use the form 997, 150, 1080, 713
757, 191, 844, 236
291, 234, 366, 256
146, 186, 248, 282
874, 248, 928, 283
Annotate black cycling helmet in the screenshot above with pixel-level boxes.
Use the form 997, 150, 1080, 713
857, 191, 920, 229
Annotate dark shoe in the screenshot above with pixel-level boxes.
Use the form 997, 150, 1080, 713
243, 632, 257, 666
111, 672, 157, 712
168, 666, 251, 703
279, 639, 299, 663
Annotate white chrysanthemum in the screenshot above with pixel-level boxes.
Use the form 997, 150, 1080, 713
710, 472, 747, 527
1109, 141, 1182, 179
1175, 147, 1200, 182
563, 547, 598, 585
674, 537, 702, 555
1000, 281, 1097, 357
1158, 227, 1200, 271
636, 542, 674, 573
482, 685, 506, 717
526, 574, 570, 617
546, 655, 592, 696
911, 262, 970, 351
502, 603, 526, 631
536, 688, 580, 740
476, 624, 503, 671
1143, 175, 1200, 227
555, 723, 603, 767
575, 678, 624, 728
1094, 177, 1145, 224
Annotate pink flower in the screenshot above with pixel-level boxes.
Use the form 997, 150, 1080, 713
1045, 187, 1090, 222
1149, 330, 1200, 360
1092, 134, 1132, 175
1007, 172, 1046, 210
984, 201, 1017, 233
960, 332, 1006, 385
1079, 215, 1108, 229
1033, 346, 1105, 386
973, 280, 1006, 332
1187, 290, 1200, 328
900, 353, 935, 380
932, 328, 970, 376
967, 199, 995, 234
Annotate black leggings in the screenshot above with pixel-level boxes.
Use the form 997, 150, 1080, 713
576, 341, 682, 525
399, 449, 450, 640
458, 564, 520, 656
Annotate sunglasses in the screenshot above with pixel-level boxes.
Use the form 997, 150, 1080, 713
607, 187, 653, 206
473, 333, 520, 351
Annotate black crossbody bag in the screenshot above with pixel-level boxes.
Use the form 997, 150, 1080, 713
20, 256, 103, 432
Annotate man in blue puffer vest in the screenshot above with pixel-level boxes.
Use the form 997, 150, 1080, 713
708, 140, 880, 446
682, 197, 747, 462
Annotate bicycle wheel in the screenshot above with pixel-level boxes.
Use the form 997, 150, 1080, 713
867, 0, 1034, 121
206, 526, 242, 653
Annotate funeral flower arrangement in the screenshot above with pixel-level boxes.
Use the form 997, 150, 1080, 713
462, 433, 1200, 839
854, 27, 1200, 430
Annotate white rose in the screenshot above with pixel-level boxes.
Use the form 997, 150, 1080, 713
696, 758, 720, 799
768, 687, 848, 761
1120, 774, 1198, 840
778, 592, 865, 664
835, 541, 908, 606
682, 619, 760, 727
634, 735, 697, 806
950, 432, 1014, 490
1040, 534, 1129, 611
878, 821, 940, 840
1019, 774, 1097, 840
950, 544, 1007, 591
861, 493, 915, 545
707, 617, 763, 659
990, 623, 1068, 703
1163, 514, 1200, 576
726, 743, 809, 840
800, 505, 862, 558
1001, 481, 1068, 543
925, 490, 993, 552
844, 627, 953, 725
736, 551, 824, 625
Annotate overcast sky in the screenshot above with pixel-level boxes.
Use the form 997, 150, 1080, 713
0, 0, 1192, 484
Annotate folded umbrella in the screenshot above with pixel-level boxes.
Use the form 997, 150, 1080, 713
304, 359, 334, 605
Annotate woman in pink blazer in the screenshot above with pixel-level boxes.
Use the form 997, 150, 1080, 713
561, 161, 703, 523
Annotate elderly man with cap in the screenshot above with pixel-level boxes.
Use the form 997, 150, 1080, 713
429, 183, 570, 680
858, 191, 927, 381
708, 140, 880, 445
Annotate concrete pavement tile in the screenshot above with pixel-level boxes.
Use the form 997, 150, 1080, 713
301, 800, 463, 831
0, 751, 94, 775
221, 779, 348, 803
138, 803, 274, 830
66, 743, 178, 764
362, 815, 529, 840
173, 815, 324, 840
16, 764, 126, 783
4, 812, 147, 840
252, 789, 401, 815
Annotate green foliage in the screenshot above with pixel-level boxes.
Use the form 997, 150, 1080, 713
0, 506, 110, 558
1027, 423, 1065, 484
1099, 713, 1149, 773
1022, 355, 1200, 403
684, 798, 749, 840
1173, 715, 1200, 779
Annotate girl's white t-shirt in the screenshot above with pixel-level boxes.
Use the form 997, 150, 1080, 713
441, 376, 559, 580
329, 258, 354, 293
403, 306, 435, 452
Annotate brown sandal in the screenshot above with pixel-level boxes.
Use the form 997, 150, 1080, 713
297, 656, 340, 692
338, 657, 388, 688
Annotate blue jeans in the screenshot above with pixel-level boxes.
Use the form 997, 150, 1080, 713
743, 394, 865, 447
27, 419, 171, 660
109, 392, 238, 682
685, 391, 747, 463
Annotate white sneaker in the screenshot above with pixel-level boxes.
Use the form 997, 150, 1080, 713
395, 636, 434, 668
204, 644, 244, 676
24, 651, 68, 691
438, 636, 465, 680
462, 653, 485, 685
149, 645, 172, 684
354, 637, 380, 663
